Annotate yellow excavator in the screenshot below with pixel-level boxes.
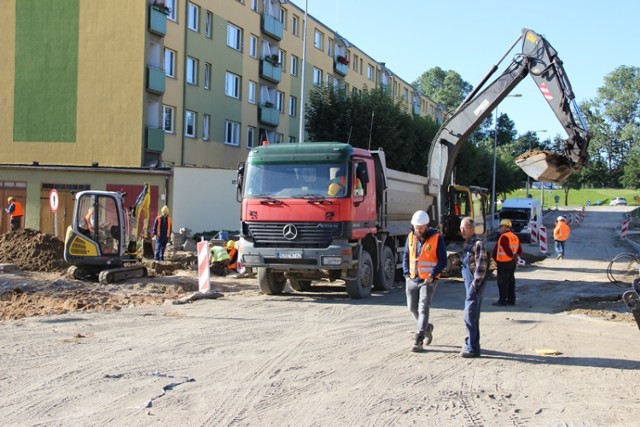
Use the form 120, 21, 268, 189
64, 183, 153, 284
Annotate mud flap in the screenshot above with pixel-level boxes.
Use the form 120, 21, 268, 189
516, 151, 573, 183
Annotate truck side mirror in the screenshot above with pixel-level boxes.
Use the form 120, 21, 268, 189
236, 163, 245, 202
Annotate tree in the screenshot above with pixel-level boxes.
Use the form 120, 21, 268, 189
412, 67, 472, 113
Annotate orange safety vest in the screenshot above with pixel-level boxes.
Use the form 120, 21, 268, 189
496, 231, 519, 262
408, 231, 441, 279
227, 247, 238, 269
553, 221, 571, 241
154, 215, 172, 238
9, 201, 24, 218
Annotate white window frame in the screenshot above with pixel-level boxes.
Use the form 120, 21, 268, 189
187, 2, 199, 32
163, 105, 175, 133
247, 126, 256, 149
279, 7, 286, 27
278, 49, 285, 69
290, 55, 298, 76
164, 48, 176, 78
288, 136, 296, 143
276, 91, 284, 113
250, 0, 257, 12
367, 64, 374, 81
203, 114, 211, 141
288, 95, 297, 117
248, 80, 256, 104
292, 15, 299, 36
225, 72, 241, 99
204, 62, 211, 89
312, 67, 322, 86
227, 23, 243, 51
205, 11, 213, 38
314, 30, 323, 50
185, 110, 197, 138
166, 0, 177, 21
327, 38, 333, 57
186, 56, 198, 85
224, 120, 241, 146
249, 35, 257, 58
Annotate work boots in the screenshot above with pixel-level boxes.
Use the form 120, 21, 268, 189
411, 334, 425, 352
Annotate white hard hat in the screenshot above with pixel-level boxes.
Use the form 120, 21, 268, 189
411, 210, 430, 226
557, 216, 565, 221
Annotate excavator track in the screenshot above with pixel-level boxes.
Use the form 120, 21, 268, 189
516, 150, 573, 183
98, 265, 148, 285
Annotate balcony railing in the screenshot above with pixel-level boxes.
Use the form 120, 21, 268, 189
261, 14, 283, 40
334, 59, 349, 76
413, 103, 421, 115
260, 59, 282, 84
149, 6, 167, 36
146, 65, 165, 94
146, 127, 165, 152
259, 105, 280, 127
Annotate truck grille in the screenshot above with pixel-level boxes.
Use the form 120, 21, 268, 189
246, 222, 343, 248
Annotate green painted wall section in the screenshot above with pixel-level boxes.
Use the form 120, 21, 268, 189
14, 0, 79, 142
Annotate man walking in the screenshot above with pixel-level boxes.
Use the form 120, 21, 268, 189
5, 196, 24, 231
403, 210, 447, 352
553, 216, 571, 259
459, 217, 488, 358
492, 219, 522, 306
152, 205, 172, 261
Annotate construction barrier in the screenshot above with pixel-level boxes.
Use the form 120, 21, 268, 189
567, 214, 573, 227
197, 239, 211, 293
539, 225, 548, 253
530, 220, 538, 244
621, 219, 630, 239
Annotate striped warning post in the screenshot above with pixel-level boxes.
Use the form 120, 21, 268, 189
529, 220, 538, 244
539, 225, 548, 253
621, 219, 630, 239
567, 215, 573, 227
197, 239, 211, 293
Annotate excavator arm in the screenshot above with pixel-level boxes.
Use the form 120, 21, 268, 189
427, 28, 590, 229
127, 182, 152, 257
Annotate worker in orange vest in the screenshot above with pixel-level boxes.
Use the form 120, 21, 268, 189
553, 216, 571, 260
5, 196, 24, 231
226, 240, 238, 271
152, 206, 172, 261
491, 219, 522, 306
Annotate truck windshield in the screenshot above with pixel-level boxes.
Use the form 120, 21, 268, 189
244, 162, 349, 199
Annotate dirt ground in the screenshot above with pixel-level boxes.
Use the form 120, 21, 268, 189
1, 208, 639, 425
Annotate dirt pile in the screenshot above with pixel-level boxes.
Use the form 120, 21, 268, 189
0, 229, 67, 272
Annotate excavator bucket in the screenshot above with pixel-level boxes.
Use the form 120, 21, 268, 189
516, 150, 574, 183
142, 237, 155, 259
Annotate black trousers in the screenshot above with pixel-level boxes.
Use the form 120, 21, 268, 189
496, 260, 517, 304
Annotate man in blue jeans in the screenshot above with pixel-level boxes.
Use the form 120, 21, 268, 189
459, 217, 489, 358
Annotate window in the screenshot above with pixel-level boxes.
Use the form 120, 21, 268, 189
249, 35, 257, 58
290, 55, 298, 76
225, 120, 240, 146
187, 3, 199, 32
250, 0, 257, 12
225, 72, 241, 98
314, 30, 323, 50
278, 49, 285, 69
227, 23, 242, 51
248, 80, 256, 104
247, 126, 256, 149
352, 54, 358, 72
165, 0, 176, 21
292, 15, 299, 36
275, 133, 284, 144
288, 136, 296, 143
312, 67, 323, 86
185, 110, 196, 138
402, 87, 409, 101
276, 91, 284, 113
203, 114, 210, 140
327, 38, 333, 57
204, 62, 211, 89
326, 74, 333, 87
163, 105, 175, 133
164, 48, 176, 78
186, 56, 198, 85
367, 64, 374, 81
205, 11, 213, 38
288, 95, 297, 117
279, 7, 286, 27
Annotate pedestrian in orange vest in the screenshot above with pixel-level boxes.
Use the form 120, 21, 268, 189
553, 216, 571, 259
5, 196, 24, 231
491, 219, 522, 306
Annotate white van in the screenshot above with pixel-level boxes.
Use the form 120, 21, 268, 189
499, 198, 542, 242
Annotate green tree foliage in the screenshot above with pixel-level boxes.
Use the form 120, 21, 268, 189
305, 86, 439, 175
412, 67, 472, 113
622, 147, 640, 189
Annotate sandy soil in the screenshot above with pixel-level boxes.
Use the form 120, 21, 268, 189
1, 207, 639, 426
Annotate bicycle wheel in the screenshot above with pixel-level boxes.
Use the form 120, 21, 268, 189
607, 253, 640, 284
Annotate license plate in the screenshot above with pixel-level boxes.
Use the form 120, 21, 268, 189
277, 251, 303, 259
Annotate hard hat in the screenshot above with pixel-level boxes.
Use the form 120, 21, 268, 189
557, 216, 566, 222
327, 182, 342, 196
499, 219, 512, 228
7, 196, 14, 202
161, 205, 169, 215
411, 210, 430, 226
226, 240, 235, 249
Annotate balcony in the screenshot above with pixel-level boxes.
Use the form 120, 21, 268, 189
146, 127, 165, 152
334, 57, 349, 76
149, 5, 167, 36
260, 59, 282, 84
413, 103, 421, 115
259, 105, 280, 127
146, 65, 165, 94
261, 14, 283, 40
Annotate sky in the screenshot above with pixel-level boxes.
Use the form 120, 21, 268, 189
297, 0, 638, 140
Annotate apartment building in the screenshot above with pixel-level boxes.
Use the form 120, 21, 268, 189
0, 0, 441, 236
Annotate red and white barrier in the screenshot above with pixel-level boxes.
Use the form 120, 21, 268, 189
197, 239, 211, 292
567, 215, 573, 227
529, 220, 538, 244
539, 225, 548, 253
621, 219, 630, 239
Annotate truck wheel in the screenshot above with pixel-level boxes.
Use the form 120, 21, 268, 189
288, 276, 312, 292
373, 245, 395, 291
257, 268, 286, 295
346, 250, 373, 299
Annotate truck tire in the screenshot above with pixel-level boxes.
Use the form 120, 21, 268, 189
288, 276, 312, 292
345, 250, 373, 299
257, 268, 287, 295
373, 245, 395, 291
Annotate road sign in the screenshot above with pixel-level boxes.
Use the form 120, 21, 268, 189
49, 189, 59, 212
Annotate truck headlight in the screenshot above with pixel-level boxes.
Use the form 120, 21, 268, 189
321, 256, 343, 266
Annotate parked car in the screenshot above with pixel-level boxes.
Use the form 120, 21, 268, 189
610, 197, 628, 206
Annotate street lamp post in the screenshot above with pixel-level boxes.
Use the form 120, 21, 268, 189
525, 129, 547, 197
491, 94, 522, 230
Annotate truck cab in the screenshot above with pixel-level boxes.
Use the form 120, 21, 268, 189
498, 198, 542, 242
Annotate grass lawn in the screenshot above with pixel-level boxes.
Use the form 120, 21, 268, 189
504, 188, 640, 208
